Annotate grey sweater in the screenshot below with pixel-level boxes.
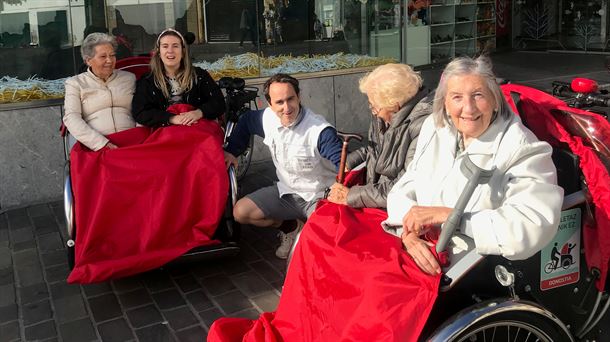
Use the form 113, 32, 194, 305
345, 89, 434, 208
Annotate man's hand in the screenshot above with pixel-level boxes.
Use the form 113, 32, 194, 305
224, 151, 238, 170
401, 231, 440, 275
327, 182, 349, 205
402, 206, 452, 236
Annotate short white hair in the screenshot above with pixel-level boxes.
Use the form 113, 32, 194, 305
359, 63, 423, 108
81, 32, 117, 62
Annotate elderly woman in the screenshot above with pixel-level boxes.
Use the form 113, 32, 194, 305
384, 56, 563, 275
327, 63, 432, 208
132, 28, 224, 127
63, 32, 136, 151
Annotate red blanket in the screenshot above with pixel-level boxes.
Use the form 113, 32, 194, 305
502, 84, 610, 291
208, 202, 441, 342
67, 120, 228, 284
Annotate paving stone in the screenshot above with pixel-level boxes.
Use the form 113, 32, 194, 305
221, 257, 251, 276
0, 229, 8, 245
13, 249, 38, 267
25, 320, 57, 341
53, 296, 88, 323
174, 275, 200, 293
37, 233, 63, 252
126, 304, 163, 328
82, 282, 112, 297
0, 284, 15, 306
200, 274, 236, 296
118, 288, 152, 309
45, 264, 70, 283
249, 260, 284, 284
27, 204, 53, 218
49, 281, 81, 299
142, 269, 175, 293
0, 320, 20, 341
259, 251, 287, 274
32, 216, 59, 235
88, 293, 122, 322
12, 240, 37, 252
163, 306, 199, 331
0, 268, 14, 286
8, 213, 30, 230
112, 276, 142, 293
135, 323, 175, 342
198, 307, 223, 328
0, 304, 18, 323
233, 308, 261, 320
10, 227, 34, 244
0, 214, 7, 230
230, 272, 274, 297
152, 289, 186, 310
20, 283, 49, 304
270, 280, 284, 293
238, 243, 262, 262
0, 248, 11, 269
190, 263, 223, 278
185, 291, 215, 312
59, 318, 97, 342
213, 290, 252, 315
23, 299, 53, 325
175, 325, 206, 342
251, 291, 280, 312
167, 265, 190, 277
41, 250, 67, 268
97, 318, 134, 342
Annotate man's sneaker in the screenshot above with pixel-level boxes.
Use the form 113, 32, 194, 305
275, 220, 305, 259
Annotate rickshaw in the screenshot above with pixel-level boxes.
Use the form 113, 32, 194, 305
419, 79, 610, 341
60, 56, 258, 280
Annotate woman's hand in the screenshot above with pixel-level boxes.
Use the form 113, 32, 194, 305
168, 109, 203, 126
327, 182, 349, 205
402, 206, 452, 235
401, 232, 440, 275
105, 142, 118, 149
224, 151, 238, 170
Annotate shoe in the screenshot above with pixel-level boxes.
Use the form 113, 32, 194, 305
275, 220, 305, 259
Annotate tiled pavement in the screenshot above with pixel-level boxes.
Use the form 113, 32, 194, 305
0, 161, 285, 342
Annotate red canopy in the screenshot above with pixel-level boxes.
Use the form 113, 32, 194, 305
502, 84, 610, 291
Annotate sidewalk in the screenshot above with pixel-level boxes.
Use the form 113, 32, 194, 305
1, 161, 283, 342
1, 50, 610, 341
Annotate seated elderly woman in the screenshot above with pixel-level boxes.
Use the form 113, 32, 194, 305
63, 32, 136, 151
383, 56, 564, 275
327, 63, 432, 208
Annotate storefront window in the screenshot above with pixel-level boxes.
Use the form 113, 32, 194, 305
0, 0, 438, 105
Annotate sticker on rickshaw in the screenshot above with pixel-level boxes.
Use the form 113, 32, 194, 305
540, 208, 581, 291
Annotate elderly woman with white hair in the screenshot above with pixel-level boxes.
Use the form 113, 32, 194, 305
383, 56, 563, 275
63, 32, 136, 151
327, 63, 433, 208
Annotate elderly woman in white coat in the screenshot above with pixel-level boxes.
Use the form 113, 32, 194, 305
63, 32, 136, 151
383, 56, 563, 275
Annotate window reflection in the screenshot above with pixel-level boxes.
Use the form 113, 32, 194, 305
0, 0, 409, 104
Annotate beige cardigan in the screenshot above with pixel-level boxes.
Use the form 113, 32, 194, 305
63, 69, 136, 151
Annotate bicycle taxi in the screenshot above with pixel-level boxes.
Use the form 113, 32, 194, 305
60, 56, 257, 283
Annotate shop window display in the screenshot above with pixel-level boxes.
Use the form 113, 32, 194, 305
0, 0, 399, 105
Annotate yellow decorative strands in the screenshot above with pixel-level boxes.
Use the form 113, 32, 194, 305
1, 53, 396, 104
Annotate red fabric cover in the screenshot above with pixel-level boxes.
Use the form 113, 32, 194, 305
502, 84, 610, 291
208, 201, 441, 342
166, 103, 196, 115
67, 120, 228, 284
115, 56, 151, 80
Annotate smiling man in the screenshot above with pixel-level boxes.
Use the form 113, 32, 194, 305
224, 73, 342, 259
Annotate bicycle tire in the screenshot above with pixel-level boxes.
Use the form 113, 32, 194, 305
236, 135, 254, 181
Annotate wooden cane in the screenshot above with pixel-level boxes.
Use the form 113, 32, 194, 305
336, 131, 363, 183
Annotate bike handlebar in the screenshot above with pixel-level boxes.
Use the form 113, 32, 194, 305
552, 81, 610, 108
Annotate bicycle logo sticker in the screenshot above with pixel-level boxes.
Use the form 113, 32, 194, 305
540, 208, 581, 291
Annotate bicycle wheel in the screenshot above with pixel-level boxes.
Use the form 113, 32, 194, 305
236, 135, 253, 181
452, 311, 570, 342
543, 262, 554, 274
